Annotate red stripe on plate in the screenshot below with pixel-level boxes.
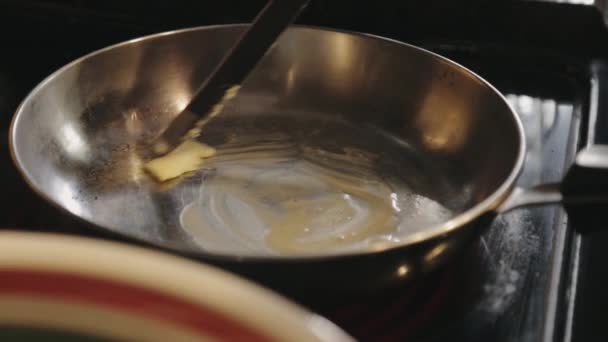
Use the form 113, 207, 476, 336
0, 269, 272, 341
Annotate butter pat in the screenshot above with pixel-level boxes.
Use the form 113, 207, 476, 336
144, 140, 216, 182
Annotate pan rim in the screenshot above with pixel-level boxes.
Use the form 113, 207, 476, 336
9, 24, 526, 262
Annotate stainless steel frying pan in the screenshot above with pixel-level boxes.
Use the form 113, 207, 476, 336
10, 25, 607, 293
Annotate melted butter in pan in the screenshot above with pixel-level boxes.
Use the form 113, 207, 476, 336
180, 139, 453, 256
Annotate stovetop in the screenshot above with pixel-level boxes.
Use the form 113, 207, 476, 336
1, 1, 608, 341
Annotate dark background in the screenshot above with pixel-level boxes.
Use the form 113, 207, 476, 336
1, 1, 608, 341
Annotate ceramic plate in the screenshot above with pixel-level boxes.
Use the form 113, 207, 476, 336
0, 231, 353, 341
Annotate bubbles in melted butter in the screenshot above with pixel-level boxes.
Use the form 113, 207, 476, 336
180, 131, 454, 256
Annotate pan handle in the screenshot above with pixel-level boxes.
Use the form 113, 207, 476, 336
561, 145, 608, 233
561, 61, 608, 232
497, 183, 562, 213
561, 145, 608, 201
497, 145, 608, 214
498, 61, 608, 232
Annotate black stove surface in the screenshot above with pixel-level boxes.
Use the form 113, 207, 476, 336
1, 1, 607, 341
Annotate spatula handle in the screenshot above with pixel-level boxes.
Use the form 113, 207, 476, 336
154, 0, 311, 155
